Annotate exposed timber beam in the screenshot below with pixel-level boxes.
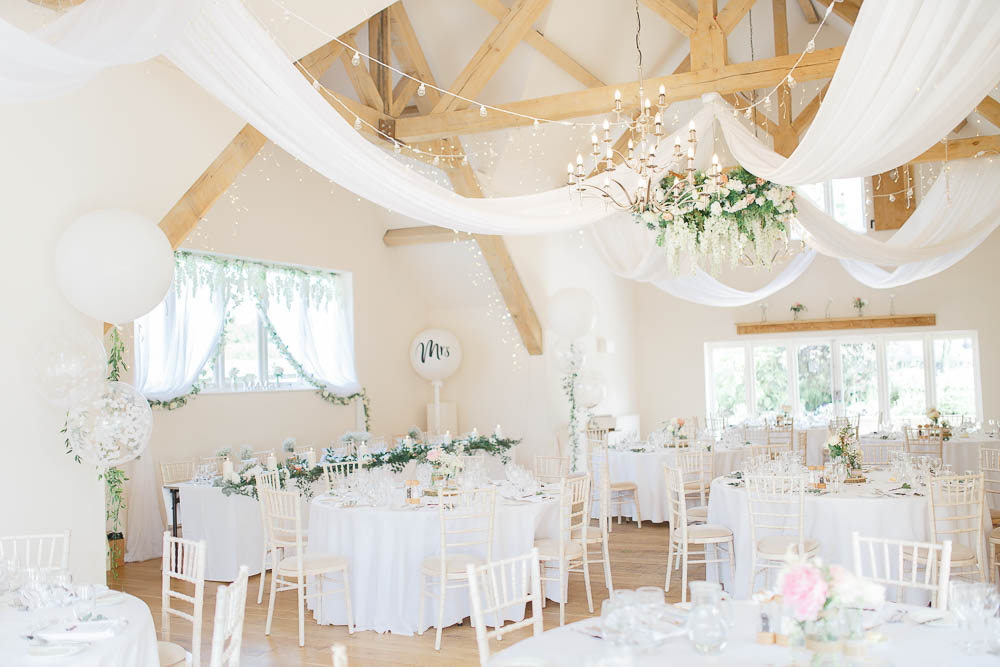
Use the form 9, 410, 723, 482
910, 135, 1000, 163
383, 227, 472, 246
797, 0, 819, 23
390, 76, 420, 117
690, 0, 726, 70
791, 81, 829, 135
871, 165, 914, 231
394, 46, 843, 142
368, 9, 393, 114
771, 0, 797, 156
640, 0, 698, 36
830, 0, 861, 25
339, 35, 384, 111
431, 0, 552, 114
976, 95, 1000, 128
717, 0, 757, 35
471, 0, 604, 88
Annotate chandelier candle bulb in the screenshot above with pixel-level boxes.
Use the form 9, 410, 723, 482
417, 82, 426, 97
603, 118, 611, 142
658, 84, 666, 106
614, 89, 622, 113
688, 119, 696, 143
654, 112, 663, 136
628, 138, 635, 160
567, 162, 574, 184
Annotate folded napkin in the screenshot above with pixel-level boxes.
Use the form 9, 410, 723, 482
37, 619, 125, 643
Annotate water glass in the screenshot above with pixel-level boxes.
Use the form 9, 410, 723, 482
73, 584, 96, 621
686, 582, 732, 655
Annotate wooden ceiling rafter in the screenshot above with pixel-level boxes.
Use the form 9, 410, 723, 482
339, 34, 385, 111
796, 0, 819, 24
640, 0, 698, 37
770, 0, 797, 156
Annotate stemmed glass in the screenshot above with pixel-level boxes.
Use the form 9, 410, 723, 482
950, 582, 998, 654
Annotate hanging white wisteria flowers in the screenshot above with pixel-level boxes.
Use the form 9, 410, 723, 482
638, 167, 798, 275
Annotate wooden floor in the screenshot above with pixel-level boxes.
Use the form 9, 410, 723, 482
114, 521, 700, 666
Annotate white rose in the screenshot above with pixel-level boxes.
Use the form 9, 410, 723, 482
730, 180, 745, 192
709, 201, 723, 216
695, 197, 709, 211
641, 211, 658, 225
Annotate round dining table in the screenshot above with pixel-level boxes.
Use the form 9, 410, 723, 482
0, 592, 158, 666
801, 428, 998, 469
486, 600, 999, 666
603, 446, 748, 523
306, 491, 560, 635
707, 470, 951, 598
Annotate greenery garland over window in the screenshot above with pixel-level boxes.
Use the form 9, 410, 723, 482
215, 435, 520, 500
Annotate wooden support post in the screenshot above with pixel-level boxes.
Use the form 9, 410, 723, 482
369, 9, 392, 115
871, 166, 914, 231
690, 0, 726, 70
771, 0, 798, 156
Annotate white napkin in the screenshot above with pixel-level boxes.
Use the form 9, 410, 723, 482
36, 619, 124, 643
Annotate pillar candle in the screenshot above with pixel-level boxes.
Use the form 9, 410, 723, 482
495, 424, 503, 439
222, 458, 234, 482
267, 454, 277, 471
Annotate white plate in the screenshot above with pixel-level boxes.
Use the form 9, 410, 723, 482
26, 643, 88, 658
904, 609, 954, 626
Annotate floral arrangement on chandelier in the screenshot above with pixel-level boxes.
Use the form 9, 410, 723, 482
638, 167, 797, 275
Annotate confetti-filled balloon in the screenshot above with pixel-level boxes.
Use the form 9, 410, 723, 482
66, 381, 152, 467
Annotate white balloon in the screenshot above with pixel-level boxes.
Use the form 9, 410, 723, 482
549, 288, 596, 340
31, 321, 107, 408
409, 329, 462, 381
55, 209, 174, 324
66, 381, 152, 467
576, 371, 607, 409
552, 338, 586, 374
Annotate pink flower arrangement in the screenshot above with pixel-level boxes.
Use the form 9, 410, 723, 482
426, 448, 442, 462
779, 562, 828, 622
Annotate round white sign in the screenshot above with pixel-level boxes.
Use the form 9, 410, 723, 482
409, 329, 462, 381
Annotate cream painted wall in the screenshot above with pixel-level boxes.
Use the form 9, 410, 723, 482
634, 231, 1000, 434
0, 57, 244, 582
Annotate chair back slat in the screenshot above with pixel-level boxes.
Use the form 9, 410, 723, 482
208, 565, 249, 667
259, 486, 305, 554
904, 426, 944, 459
198, 456, 228, 476
851, 532, 952, 608
160, 459, 196, 485
860, 441, 904, 467
928, 474, 984, 564
534, 455, 569, 483
980, 448, 1000, 505
322, 461, 360, 493
437, 487, 496, 562
0, 531, 71, 570
467, 549, 544, 666
677, 450, 713, 506
745, 474, 807, 552
664, 466, 689, 542
162, 531, 207, 667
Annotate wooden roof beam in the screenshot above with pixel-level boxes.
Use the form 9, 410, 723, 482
976, 95, 1000, 128
797, 0, 819, 23
831, 0, 862, 25
431, 0, 552, 114
640, 0, 698, 36
339, 34, 384, 111
910, 135, 1000, 163
791, 81, 830, 135
394, 46, 843, 141
771, 0, 797, 156
368, 9, 392, 115
690, 0, 726, 70
717, 0, 758, 36
471, 0, 604, 88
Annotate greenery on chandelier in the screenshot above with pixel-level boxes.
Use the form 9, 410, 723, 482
216, 435, 520, 500
639, 167, 797, 273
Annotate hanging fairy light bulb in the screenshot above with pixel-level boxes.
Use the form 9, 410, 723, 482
353, 117, 362, 130
787, 73, 797, 88
479, 105, 488, 118
312, 80, 321, 90
351, 50, 361, 67
806, 40, 816, 53
393, 142, 401, 154
417, 82, 426, 97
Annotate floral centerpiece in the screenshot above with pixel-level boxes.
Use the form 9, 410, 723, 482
238, 445, 253, 461
852, 297, 867, 317
790, 303, 806, 321
779, 555, 884, 652
825, 426, 862, 471
282, 437, 296, 453
426, 445, 464, 482
640, 167, 797, 275
924, 407, 952, 440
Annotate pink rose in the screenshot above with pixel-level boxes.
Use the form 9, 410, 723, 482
746, 194, 755, 204
677, 418, 685, 427
780, 564, 828, 622
756, 177, 765, 185
426, 448, 442, 462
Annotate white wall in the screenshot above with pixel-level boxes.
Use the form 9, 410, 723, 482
0, 56, 244, 581
634, 231, 1000, 433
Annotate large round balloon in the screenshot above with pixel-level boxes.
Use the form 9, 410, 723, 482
549, 288, 596, 340
552, 338, 586, 374
31, 321, 107, 408
409, 329, 462, 381
55, 209, 174, 324
576, 371, 607, 409
66, 381, 152, 467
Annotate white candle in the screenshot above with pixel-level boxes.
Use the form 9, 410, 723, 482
444, 430, 451, 445
306, 448, 317, 468
267, 454, 277, 471
495, 424, 503, 439
471, 427, 479, 439
222, 458, 234, 482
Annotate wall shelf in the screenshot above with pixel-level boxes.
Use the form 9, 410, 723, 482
735, 314, 936, 335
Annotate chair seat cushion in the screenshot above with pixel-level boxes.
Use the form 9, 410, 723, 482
276, 552, 348, 575
686, 524, 732, 541
683, 481, 706, 491
991, 525, 1000, 541
687, 506, 709, 522
903, 543, 978, 564
610, 481, 637, 491
756, 535, 820, 557
421, 553, 483, 576
157, 641, 187, 667
991, 508, 1000, 526
533, 538, 584, 560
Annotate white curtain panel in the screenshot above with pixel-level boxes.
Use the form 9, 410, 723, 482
133, 265, 228, 401
256, 272, 361, 395
712, 0, 1000, 185
0, 0, 201, 102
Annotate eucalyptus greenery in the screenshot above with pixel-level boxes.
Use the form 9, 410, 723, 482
560, 343, 581, 471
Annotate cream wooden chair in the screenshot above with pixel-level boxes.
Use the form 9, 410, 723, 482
419, 486, 496, 650
0, 530, 70, 570
913, 474, 986, 583
460, 452, 487, 470
677, 450, 713, 524
322, 461, 361, 493
745, 474, 820, 596
159, 532, 206, 667
851, 532, 952, 608
828, 416, 850, 433
466, 548, 544, 666
254, 471, 283, 605
251, 449, 274, 463
536, 474, 592, 626
261, 486, 354, 647
590, 440, 642, 528
159, 459, 197, 531
208, 565, 249, 667
904, 426, 944, 459
664, 466, 735, 602
534, 455, 569, 483
859, 441, 904, 468
742, 425, 768, 446
767, 419, 795, 449
367, 435, 387, 453
981, 448, 1000, 583
707, 415, 727, 438
751, 442, 792, 461
198, 456, 228, 475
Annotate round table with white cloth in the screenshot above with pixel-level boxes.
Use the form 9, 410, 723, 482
0, 592, 158, 666
306, 493, 560, 635
485, 600, 998, 666
801, 429, 998, 469
602, 446, 748, 523
707, 470, 947, 599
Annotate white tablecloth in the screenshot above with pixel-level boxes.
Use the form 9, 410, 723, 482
488, 600, 998, 666
177, 483, 270, 582
602, 447, 748, 523
802, 429, 998, 469
0, 594, 158, 667
306, 495, 560, 635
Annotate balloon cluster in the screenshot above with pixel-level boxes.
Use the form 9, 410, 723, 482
35, 322, 152, 467
549, 288, 606, 408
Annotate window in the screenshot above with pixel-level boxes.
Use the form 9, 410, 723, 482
704, 331, 981, 426
799, 178, 867, 232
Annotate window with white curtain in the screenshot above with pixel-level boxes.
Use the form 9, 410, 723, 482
135, 251, 358, 399
798, 177, 868, 233
704, 331, 982, 430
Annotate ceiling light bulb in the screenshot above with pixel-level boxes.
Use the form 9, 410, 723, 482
393, 143, 401, 153
576, 154, 583, 165
417, 82, 427, 97
806, 40, 815, 53
659, 84, 666, 96
312, 80, 320, 90
479, 105, 488, 117
614, 89, 622, 101
353, 117, 362, 130
351, 51, 361, 67
603, 119, 610, 130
